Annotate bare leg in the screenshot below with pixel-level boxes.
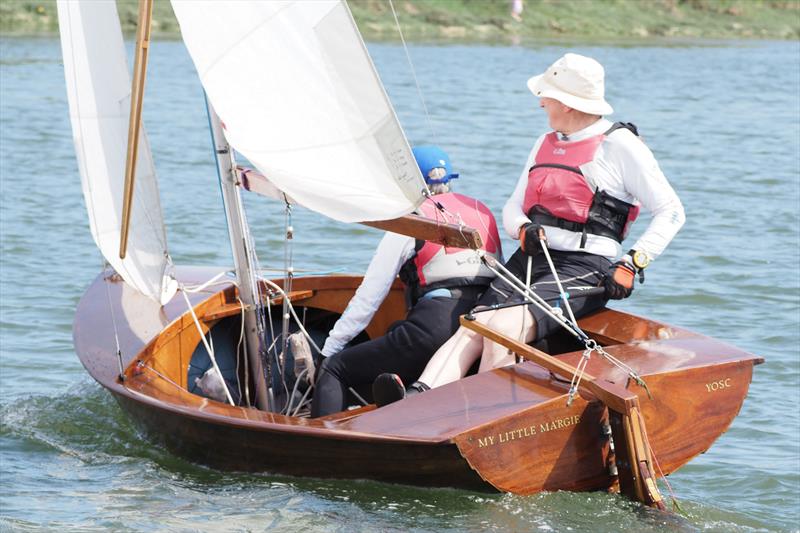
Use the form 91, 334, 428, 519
478, 306, 536, 372
418, 310, 496, 388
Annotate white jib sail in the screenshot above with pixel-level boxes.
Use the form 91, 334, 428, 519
171, 0, 426, 223
58, 0, 176, 304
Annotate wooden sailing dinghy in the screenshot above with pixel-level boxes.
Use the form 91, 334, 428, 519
59, 0, 762, 507
75, 267, 762, 496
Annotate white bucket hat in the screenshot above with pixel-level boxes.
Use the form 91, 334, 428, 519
527, 53, 613, 116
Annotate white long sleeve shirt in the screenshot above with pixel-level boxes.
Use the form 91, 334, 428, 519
503, 118, 685, 261
320, 232, 415, 357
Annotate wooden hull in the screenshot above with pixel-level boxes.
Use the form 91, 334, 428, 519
115, 392, 488, 490
74, 267, 762, 494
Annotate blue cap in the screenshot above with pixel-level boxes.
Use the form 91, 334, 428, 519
412, 145, 459, 184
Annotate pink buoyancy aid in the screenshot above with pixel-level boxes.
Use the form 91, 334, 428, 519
522, 126, 640, 244
399, 192, 501, 298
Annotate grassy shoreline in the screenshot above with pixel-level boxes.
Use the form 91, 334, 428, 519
1, 0, 798, 42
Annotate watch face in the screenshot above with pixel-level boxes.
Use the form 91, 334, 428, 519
632, 250, 650, 270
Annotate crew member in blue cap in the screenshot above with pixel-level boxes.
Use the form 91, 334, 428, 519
311, 145, 503, 417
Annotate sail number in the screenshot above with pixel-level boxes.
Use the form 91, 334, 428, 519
705, 378, 732, 392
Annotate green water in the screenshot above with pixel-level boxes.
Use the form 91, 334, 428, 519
1, 36, 798, 531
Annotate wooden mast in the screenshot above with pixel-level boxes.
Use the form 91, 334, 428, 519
461, 317, 667, 510
206, 103, 270, 411
119, 0, 153, 259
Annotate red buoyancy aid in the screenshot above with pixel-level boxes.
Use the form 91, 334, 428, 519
399, 192, 501, 301
522, 125, 640, 244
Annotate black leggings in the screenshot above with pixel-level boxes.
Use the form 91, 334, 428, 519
478, 248, 610, 342
311, 287, 482, 417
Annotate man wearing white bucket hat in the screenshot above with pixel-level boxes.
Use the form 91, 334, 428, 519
373, 53, 686, 402
527, 52, 614, 116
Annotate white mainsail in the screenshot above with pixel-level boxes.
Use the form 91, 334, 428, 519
57, 0, 176, 304
171, 0, 426, 223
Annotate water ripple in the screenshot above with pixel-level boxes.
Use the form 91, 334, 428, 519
1, 36, 799, 532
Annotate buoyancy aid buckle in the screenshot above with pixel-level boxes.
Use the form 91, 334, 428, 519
527, 188, 637, 246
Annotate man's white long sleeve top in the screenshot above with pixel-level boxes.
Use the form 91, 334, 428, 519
503, 118, 685, 261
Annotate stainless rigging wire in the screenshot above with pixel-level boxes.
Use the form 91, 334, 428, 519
387, 0, 438, 145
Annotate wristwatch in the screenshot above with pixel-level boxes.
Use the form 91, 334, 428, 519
628, 249, 650, 271
626, 249, 649, 284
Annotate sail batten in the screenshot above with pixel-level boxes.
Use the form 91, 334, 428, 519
171, 0, 425, 223
57, 0, 175, 304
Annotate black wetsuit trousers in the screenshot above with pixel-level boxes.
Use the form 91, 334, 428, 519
310, 286, 483, 418
478, 247, 610, 342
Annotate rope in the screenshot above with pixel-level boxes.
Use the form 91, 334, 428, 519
637, 409, 683, 512
517, 255, 533, 364
260, 278, 326, 415
254, 277, 333, 416
567, 341, 596, 406
181, 271, 230, 293
258, 266, 348, 276
535, 233, 602, 401
595, 344, 653, 398
538, 237, 578, 325
472, 197, 501, 253
102, 263, 125, 381
261, 278, 324, 355
420, 189, 476, 254
285, 367, 308, 416
178, 285, 235, 406
279, 200, 295, 399
204, 109, 272, 410
140, 363, 184, 392
387, 0, 437, 145
174, 270, 358, 415
235, 296, 248, 407
182, 271, 255, 406
480, 252, 583, 340
244, 197, 286, 410
478, 251, 650, 396
348, 386, 369, 407
291, 376, 315, 417
229, 147, 272, 407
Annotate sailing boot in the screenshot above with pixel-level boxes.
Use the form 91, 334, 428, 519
373, 374, 431, 407
372, 373, 405, 407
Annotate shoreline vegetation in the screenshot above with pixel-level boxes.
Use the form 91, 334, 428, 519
0, 0, 798, 42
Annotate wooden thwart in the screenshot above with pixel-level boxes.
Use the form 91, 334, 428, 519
460, 317, 666, 510
198, 290, 315, 322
